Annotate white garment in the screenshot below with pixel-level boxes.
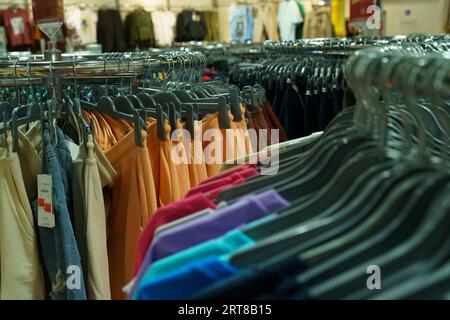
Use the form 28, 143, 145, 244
73, 136, 111, 300
151, 11, 176, 47
278, 0, 303, 41
65, 5, 98, 45
10, 16, 25, 36
0, 135, 45, 300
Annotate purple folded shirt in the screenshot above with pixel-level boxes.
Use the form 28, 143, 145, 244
147, 189, 289, 264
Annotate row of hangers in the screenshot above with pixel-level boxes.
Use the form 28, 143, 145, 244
194, 41, 450, 299
264, 34, 450, 56
229, 35, 450, 94
0, 50, 257, 153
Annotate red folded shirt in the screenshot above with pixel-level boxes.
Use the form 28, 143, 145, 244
134, 168, 260, 275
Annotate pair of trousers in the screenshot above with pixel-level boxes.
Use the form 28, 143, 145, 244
33, 122, 87, 300
0, 144, 45, 299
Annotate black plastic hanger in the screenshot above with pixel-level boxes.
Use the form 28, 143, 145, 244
81, 96, 145, 146
310, 173, 450, 299
243, 148, 392, 240
9, 101, 42, 152
230, 166, 433, 270
345, 177, 450, 299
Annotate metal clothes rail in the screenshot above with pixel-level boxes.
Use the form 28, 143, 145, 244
0, 51, 207, 83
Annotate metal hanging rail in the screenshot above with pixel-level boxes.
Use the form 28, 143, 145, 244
263, 34, 450, 56
0, 50, 208, 82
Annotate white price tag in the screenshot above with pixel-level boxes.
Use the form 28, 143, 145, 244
37, 174, 55, 228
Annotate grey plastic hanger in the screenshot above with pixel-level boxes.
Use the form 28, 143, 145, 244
218, 56, 375, 203
310, 173, 450, 299
81, 87, 145, 146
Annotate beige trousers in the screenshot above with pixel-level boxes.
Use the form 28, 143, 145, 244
0, 139, 45, 299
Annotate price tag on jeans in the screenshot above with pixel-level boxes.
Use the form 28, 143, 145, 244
37, 174, 55, 228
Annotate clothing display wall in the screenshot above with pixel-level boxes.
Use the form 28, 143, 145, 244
1, 7, 32, 50
278, 0, 304, 41
129, 36, 450, 300
0, 50, 281, 300
1, 0, 450, 304
65, 5, 98, 46
229, 3, 253, 43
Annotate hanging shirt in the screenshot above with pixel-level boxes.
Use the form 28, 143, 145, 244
65, 5, 98, 45
229, 4, 254, 43
125, 8, 155, 49
2, 8, 32, 48
175, 10, 207, 42
151, 10, 176, 47
278, 0, 303, 41
97, 9, 127, 52
303, 5, 333, 39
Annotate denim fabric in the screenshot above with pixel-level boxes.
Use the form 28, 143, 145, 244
229, 4, 254, 43
33, 122, 86, 300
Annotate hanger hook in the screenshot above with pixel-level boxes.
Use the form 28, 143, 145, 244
27, 59, 34, 102
127, 54, 133, 94
13, 59, 19, 103
103, 54, 110, 95
118, 54, 125, 94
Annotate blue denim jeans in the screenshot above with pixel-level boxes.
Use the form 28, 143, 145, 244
33, 122, 86, 300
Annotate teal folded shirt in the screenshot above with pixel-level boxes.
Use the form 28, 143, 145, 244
144, 229, 254, 279
139, 214, 276, 284
132, 215, 276, 300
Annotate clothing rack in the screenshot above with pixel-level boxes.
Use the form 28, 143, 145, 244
0, 51, 207, 83
346, 44, 450, 158
174, 42, 265, 63
263, 35, 450, 56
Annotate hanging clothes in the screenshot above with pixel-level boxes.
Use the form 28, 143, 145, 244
303, 5, 334, 39
295, 0, 306, 38
203, 11, 220, 42
175, 10, 207, 42
253, 2, 279, 42
124, 8, 155, 50
82, 110, 158, 300
0, 133, 45, 300
229, 3, 253, 43
0, 47, 262, 302
151, 10, 176, 47
278, 0, 303, 41
97, 9, 127, 52
65, 5, 98, 45
2, 7, 32, 49
71, 134, 115, 300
